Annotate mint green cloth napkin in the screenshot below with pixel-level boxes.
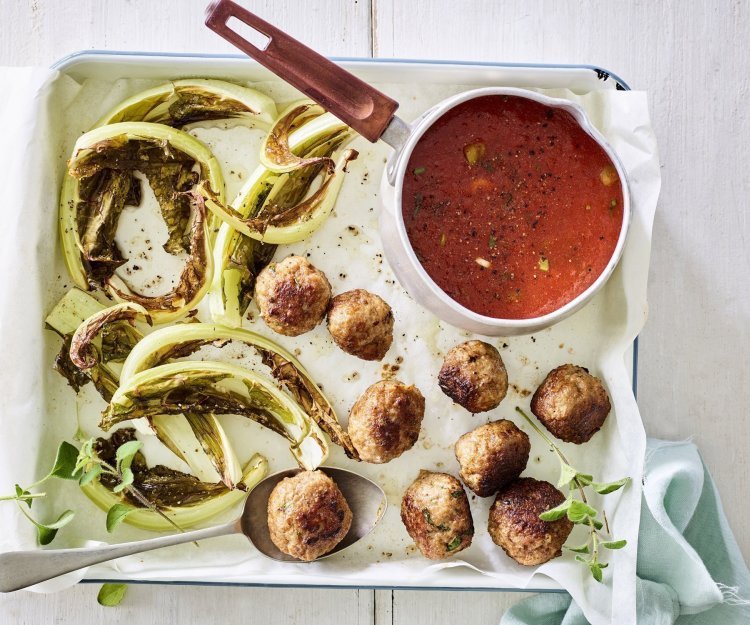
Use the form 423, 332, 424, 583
501, 439, 750, 625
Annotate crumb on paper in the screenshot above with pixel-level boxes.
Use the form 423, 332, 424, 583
381, 363, 400, 379
511, 384, 531, 398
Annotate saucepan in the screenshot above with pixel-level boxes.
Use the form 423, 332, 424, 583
205, 0, 631, 336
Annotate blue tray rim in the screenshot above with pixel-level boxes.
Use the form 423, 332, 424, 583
51, 50, 636, 593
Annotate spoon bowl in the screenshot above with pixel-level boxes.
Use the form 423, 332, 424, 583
0, 467, 386, 592
242, 467, 387, 562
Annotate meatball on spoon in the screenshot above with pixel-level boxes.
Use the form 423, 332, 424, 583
0, 468, 386, 592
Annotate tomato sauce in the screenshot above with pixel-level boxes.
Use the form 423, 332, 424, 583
402, 95, 624, 320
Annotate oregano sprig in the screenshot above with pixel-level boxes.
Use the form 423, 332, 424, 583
74, 437, 185, 535
0, 441, 79, 545
515, 407, 630, 582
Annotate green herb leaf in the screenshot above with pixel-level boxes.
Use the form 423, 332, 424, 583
44, 509, 76, 530
112, 467, 134, 494
488, 234, 497, 249
451, 490, 464, 499
592, 519, 604, 530
590, 562, 604, 583
97, 583, 127, 607
48, 441, 81, 481
37, 526, 57, 546
36, 510, 75, 546
115, 440, 142, 471
575, 473, 593, 486
557, 464, 578, 488
106, 503, 136, 533
78, 464, 103, 487
566, 500, 597, 523
602, 539, 627, 550
412, 167, 426, 176
446, 535, 462, 551
15, 484, 33, 508
74, 439, 96, 474
538, 256, 549, 272
591, 477, 630, 495
565, 543, 591, 554
539, 498, 572, 521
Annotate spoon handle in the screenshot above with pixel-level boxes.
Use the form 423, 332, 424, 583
0, 521, 238, 593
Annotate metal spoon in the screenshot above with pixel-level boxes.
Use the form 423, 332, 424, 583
0, 467, 386, 593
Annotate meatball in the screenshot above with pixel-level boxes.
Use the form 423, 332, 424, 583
530, 364, 611, 444
401, 470, 474, 560
267, 470, 352, 562
348, 379, 425, 463
488, 478, 573, 566
254, 255, 331, 336
327, 289, 393, 360
438, 340, 508, 413
454, 420, 531, 497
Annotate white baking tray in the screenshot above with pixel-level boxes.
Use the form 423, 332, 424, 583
0, 53, 654, 602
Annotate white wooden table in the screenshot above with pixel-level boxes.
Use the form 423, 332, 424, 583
1, 1, 748, 623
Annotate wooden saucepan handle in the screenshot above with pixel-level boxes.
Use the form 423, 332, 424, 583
205, 0, 400, 142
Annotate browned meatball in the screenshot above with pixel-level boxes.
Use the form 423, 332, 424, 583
327, 289, 393, 360
254, 255, 331, 336
488, 478, 573, 566
438, 340, 508, 413
267, 470, 352, 562
401, 470, 473, 559
454, 420, 531, 497
348, 379, 425, 463
530, 364, 611, 444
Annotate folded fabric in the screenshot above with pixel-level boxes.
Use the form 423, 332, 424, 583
501, 439, 750, 625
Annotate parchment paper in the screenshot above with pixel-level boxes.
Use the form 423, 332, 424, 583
0, 66, 660, 625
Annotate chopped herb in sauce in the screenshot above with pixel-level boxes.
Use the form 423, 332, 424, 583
413, 166, 426, 176
599, 166, 618, 186
488, 234, 497, 249
412, 192, 423, 218
538, 256, 549, 272
463, 140, 486, 165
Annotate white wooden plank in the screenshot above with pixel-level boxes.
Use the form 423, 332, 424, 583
0, 0, 372, 66
0, 584, 375, 625
373, 0, 750, 621
374, 589, 392, 625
